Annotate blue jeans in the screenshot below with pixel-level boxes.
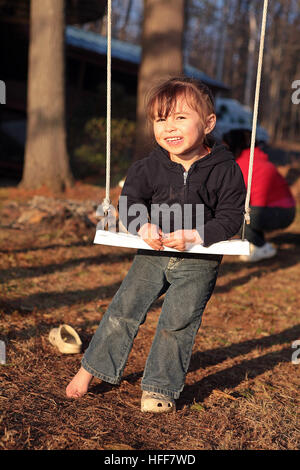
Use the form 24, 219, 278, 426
82, 250, 221, 399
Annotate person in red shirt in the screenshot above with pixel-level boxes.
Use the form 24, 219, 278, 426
223, 129, 296, 262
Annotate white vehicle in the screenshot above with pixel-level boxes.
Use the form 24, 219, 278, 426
213, 97, 269, 143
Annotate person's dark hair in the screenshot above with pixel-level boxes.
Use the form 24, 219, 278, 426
222, 129, 252, 159
146, 76, 215, 124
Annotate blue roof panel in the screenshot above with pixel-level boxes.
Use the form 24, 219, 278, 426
65, 26, 228, 90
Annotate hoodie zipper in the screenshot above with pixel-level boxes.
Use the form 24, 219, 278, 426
183, 170, 188, 185
183, 170, 188, 205
183, 164, 197, 202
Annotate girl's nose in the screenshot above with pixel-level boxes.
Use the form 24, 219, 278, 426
164, 118, 177, 132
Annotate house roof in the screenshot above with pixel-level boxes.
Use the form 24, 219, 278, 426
66, 26, 229, 91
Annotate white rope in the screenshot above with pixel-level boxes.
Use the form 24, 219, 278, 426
103, 0, 112, 214
243, 0, 269, 228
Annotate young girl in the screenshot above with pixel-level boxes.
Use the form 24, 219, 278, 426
66, 77, 246, 412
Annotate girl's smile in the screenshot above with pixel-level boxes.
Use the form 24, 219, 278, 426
165, 136, 184, 145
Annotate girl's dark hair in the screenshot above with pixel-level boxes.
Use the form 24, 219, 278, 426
222, 129, 252, 159
146, 76, 215, 126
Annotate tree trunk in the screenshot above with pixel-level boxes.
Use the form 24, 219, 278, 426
135, 0, 185, 160
119, 0, 134, 41
21, 0, 74, 192
265, 2, 288, 142
225, 0, 248, 103
244, 3, 257, 107
216, 1, 229, 83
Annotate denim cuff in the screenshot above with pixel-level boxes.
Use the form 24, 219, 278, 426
81, 357, 121, 385
141, 384, 181, 400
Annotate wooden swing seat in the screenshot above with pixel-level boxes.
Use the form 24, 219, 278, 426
94, 229, 250, 255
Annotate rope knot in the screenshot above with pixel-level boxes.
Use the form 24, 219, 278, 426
101, 197, 111, 214
244, 207, 251, 224
95, 197, 111, 218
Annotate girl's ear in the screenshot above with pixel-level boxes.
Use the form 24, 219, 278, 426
204, 114, 216, 135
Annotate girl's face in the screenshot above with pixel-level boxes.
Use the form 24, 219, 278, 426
153, 94, 216, 162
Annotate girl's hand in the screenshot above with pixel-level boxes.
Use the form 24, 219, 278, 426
138, 223, 164, 250
162, 229, 203, 251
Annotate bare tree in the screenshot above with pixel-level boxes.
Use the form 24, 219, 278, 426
185, 0, 300, 142
244, 1, 258, 107
21, 0, 74, 192
216, 0, 229, 83
135, 0, 185, 159
119, 0, 134, 40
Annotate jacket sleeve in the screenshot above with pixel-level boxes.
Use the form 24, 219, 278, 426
203, 162, 246, 246
118, 160, 154, 235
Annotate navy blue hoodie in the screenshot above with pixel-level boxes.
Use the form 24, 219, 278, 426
120, 143, 246, 247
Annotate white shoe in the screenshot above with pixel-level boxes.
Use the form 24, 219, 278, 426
141, 391, 175, 413
240, 242, 277, 262
49, 324, 82, 354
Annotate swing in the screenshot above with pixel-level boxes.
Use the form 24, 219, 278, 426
94, 0, 269, 256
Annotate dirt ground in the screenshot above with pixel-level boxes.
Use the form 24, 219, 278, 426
0, 168, 299, 451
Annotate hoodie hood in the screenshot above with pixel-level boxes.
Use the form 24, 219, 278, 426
151, 142, 235, 170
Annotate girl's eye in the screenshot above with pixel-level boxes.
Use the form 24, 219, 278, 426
177, 116, 186, 120
155, 118, 165, 122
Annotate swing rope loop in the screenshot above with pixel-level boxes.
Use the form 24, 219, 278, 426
242, 0, 269, 238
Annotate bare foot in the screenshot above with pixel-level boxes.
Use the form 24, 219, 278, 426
66, 366, 93, 398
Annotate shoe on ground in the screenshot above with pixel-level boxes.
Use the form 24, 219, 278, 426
48, 324, 82, 354
239, 242, 277, 262
141, 391, 175, 413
